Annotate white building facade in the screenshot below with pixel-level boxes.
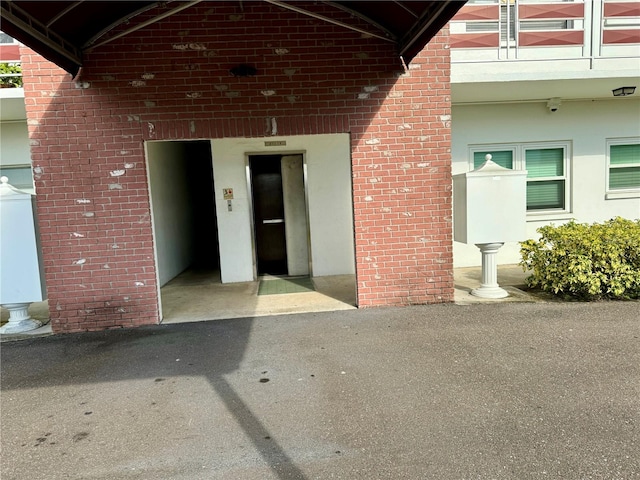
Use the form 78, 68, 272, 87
450, 0, 640, 266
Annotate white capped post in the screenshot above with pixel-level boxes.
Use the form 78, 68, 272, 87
0, 176, 46, 334
452, 154, 528, 299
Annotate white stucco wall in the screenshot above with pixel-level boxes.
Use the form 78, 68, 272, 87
452, 99, 640, 267
0, 121, 30, 166
146, 141, 194, 286
211, 134, 355, 283
0, 120, 33, 192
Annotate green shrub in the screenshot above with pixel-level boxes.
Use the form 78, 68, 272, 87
519, 217, 640, 300
0, 62, 23, 88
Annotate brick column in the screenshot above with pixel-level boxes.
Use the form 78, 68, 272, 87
351, 30, 454, 306
20, 47, 159, 333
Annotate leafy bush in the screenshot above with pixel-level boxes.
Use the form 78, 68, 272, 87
519, 217, 640, 300
0, 62, 23, 88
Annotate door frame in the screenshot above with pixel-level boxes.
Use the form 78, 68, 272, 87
245, 150, 311, 280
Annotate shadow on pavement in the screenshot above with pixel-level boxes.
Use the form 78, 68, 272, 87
1, 318, 307, 479
2, 302, 639, 479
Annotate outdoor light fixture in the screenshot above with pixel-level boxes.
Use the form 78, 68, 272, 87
612, 86, 636, 97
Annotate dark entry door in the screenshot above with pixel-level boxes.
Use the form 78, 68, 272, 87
250, 156, 287, 275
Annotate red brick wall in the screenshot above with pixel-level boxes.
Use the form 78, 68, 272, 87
21, 2, 453, 333
350, 33, 453, 307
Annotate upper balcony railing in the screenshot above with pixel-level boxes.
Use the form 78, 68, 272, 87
450, 0, 640, 63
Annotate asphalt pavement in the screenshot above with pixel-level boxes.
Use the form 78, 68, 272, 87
1, 301, 639, 479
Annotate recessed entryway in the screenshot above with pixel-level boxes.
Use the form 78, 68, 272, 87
145, 133, 357, 324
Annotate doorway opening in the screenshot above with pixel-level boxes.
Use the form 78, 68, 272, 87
146, 140, 220, 289
248, 154, 310, 278
145, 135, 356, 324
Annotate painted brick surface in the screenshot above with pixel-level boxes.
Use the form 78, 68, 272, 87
21, 2, 453, 333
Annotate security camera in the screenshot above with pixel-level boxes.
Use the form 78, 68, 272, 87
547, 98, 561, 112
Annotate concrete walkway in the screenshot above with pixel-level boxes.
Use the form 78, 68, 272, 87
1, 265, 533, 341
454, 263, 534, 304
2, 300, 639, 479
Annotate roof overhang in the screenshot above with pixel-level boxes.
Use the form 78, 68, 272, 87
1, 1, 465, 76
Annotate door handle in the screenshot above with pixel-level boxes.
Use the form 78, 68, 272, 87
263, 219, 284, 224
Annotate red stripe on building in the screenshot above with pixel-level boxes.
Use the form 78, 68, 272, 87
603, 29, 640, 44
519, 30, 584, 47
452, 4, 499, 21
604, 2, 640, 17
0, 44, 21, 62
450, 33, 500, 49
519, 3, 584, 20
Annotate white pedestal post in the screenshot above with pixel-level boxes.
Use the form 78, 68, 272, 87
0, 303, 42, 334
1, 177, 47, 332
471, 243, 508, 299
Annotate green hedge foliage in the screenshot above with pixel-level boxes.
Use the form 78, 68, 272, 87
519, 217, 640, 300
0, 63, 22, 88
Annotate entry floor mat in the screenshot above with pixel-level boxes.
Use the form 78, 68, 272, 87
258, 276, 315, 295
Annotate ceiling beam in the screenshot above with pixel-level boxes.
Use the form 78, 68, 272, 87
394, 1, 419, 19
85, 1, 202, 51
265, 0, 395, 43
46, 1, 83, 28
323, 2, 397, 40
399, 1, 454, 57
82, 2, 162, 49
1, 0, 81, 66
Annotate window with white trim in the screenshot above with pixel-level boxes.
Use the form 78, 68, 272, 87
607, 139, 640, 194
0, 166, 34, 193
470, 142, 570, 213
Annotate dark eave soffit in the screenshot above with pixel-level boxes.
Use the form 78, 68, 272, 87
1, 0, 465, 76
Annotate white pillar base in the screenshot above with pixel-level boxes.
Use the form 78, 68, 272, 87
471, 242, 509, 299
0, 303, 42, 334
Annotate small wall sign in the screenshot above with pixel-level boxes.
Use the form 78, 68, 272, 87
264, 140, 286, 147
223, 188, 234, 200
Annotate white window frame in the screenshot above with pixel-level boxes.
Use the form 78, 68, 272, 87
470, 144, 518, 170
469, 141, 572, 218
0, 164, 34, 193
605, 137, 640, 200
